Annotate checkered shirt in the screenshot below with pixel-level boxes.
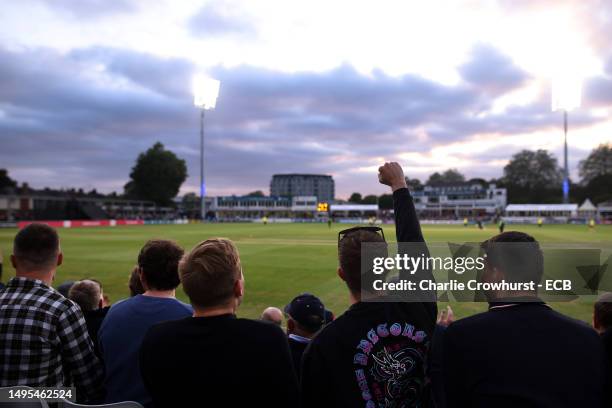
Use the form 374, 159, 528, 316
0, 277, 104, 402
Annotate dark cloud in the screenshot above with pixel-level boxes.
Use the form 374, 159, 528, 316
0, 45, 605, 197
188, 0, 256, 38
583, 55, 612, 108
459, 44, 530, 94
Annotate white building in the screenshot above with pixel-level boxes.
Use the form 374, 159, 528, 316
411, 182, 507, 218
504, 204, 578, 223
207, 195, 318, 220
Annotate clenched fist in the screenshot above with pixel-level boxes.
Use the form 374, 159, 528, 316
378, 162, 408, 192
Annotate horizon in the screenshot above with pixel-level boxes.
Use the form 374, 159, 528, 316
1, 0, 612, 199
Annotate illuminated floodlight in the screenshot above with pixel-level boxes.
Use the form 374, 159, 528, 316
551, 68, 582, 204
551, 71, 582, 112
193, 74, 220, 109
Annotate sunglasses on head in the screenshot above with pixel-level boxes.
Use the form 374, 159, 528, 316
338, 226, 385, 246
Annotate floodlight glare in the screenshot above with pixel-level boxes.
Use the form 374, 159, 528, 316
551, 71, 582, 112
193, 74, 220, 109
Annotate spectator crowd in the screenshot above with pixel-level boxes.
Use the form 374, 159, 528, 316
0, 162, 611, 407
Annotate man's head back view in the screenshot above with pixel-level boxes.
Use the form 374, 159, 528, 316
69, 279, 102, 312
180, 238, 244, 315
285, 293, 325, 337
97, 239, 190, 406
137, 239, 184, 293
11, 223, 62, 284
480, 231, 543, 300
337, 227, 386, 302
139, 237, 299, 407
128, 265, 145, 297
261, 307, 283, 326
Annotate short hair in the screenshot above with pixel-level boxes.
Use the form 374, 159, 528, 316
180, 238, 241, 308
13, 223, 60, 271
481, 231, 543, 284
338, 230, 386, 294
69, 280, 101, 312
594, 292, 612, 331
128, 265, 145, 297
138, 240, 184, 291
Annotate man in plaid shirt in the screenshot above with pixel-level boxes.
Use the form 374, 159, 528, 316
0, 223, 104, 403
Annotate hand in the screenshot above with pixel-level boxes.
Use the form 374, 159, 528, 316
378, 162, 408, 192
437, 305, 455, 327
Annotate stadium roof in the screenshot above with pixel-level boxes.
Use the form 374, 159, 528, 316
506, 204, 578, 212
330, 204, 378, 211
578, 199, 596, 211
271, 174, 333, 178
597, 200, 612, 210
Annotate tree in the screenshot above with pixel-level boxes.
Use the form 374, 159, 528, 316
378, 194, 394, 209
246, 190, 265, 197
362, 195, 378, 204
181, 192, 200, 216
579, 144, 612, 185
348, 192, 362, 203
405, 178, 422, 190
584, 174, 612, 204
0, 169, 17, 191
503, 150, 562, 190
124, 142, 187, 206
468, 178, 487, 187
427, 169, 465, 185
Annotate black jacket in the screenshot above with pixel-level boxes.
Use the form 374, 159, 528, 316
443, 301, 607, 408
140, 314, 298, 408
300, 188, 437, 407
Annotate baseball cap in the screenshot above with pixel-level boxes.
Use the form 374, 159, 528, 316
284, 293, 326, 332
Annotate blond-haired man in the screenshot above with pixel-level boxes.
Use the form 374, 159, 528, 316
139, 238, 298, 407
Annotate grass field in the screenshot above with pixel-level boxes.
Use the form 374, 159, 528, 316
1, 223, 611, 323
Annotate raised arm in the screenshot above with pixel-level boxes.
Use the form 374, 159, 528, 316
379, 162, 437, 311
378, 162, 424, 243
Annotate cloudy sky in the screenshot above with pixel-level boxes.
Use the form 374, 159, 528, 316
1, 0, 611, 198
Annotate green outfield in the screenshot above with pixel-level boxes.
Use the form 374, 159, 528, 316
1, 223, 611, 323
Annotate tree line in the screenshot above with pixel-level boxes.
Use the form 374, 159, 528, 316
1, 143, 610, 207
348, 144, 612, 208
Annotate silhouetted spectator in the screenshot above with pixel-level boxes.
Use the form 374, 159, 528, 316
68, 279, 109, 358
261, 306, 283, 326
443, 232, 606, 408
594, 292, 612, 373
140, 238, 298, 408
284, 293, 326, 379
0, 224, 103, 403
99, 240, 191, 407
428, 306, 455, 408
128, 265, 144, 297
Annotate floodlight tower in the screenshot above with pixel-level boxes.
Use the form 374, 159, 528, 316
193, 74, 220, 220
551, 72, 581, 204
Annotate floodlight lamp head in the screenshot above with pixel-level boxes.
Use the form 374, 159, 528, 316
193, 74, 220, 109
551, 70, 582, 112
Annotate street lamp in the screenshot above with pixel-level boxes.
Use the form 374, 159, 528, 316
551, 71, 581, 204
192, 74, 220, 220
